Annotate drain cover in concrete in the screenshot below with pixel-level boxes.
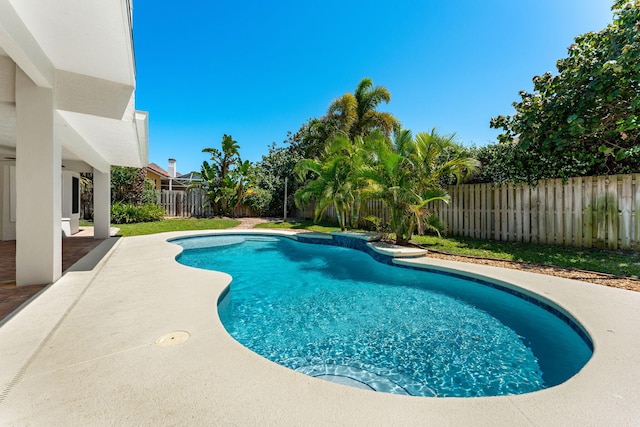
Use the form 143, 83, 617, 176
155, 331, 190, 347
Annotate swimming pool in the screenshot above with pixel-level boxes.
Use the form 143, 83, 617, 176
174, 234, 592, 398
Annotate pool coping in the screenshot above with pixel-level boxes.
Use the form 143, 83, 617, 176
1, 229, 639, 425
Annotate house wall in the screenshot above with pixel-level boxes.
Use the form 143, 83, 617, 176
0, 166, 82, 240
146, 170, 164, 190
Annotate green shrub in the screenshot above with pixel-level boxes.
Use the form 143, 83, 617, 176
243, 188, 272, 216
111, 202, 164, 224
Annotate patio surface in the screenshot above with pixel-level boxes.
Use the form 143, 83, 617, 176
0, 227, 118, 322
0, 229, 639, 425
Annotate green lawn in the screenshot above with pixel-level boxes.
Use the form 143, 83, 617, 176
411, 234, 640, 278
87, 218, 240, 237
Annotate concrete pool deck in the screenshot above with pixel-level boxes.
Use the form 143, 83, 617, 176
1, 229, 639, 426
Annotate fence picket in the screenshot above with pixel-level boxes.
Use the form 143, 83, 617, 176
583, 177, 593, 248
595, 177, 607, 248
563, 180, 573, 246
530, 185, 538, 244
573, 177, 583, 247
545, 181, 554, 245
499, 184, 506, 241
607, 176, 619, 250
620, 175, 632, 250
553, 179, 563, 245
522, 184, 531, 243
515, 184, 522, 242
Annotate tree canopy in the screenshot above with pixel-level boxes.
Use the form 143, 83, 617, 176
328, 78, 401, 139
490, 0, 640, 182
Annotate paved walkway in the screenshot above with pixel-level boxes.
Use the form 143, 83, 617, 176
231, 216, 272, 229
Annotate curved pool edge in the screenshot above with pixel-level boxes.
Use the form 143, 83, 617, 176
1, 229, 638, 425
166, 230, 640, 422
176, 231, 640, 416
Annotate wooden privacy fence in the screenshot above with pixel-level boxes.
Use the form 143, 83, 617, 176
159, 189, 256, 218
436, 174, 640, 250
295, 200, 391, 225
160, 175, 640, 251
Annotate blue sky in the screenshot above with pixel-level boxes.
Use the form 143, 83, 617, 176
133, 0, 613, 174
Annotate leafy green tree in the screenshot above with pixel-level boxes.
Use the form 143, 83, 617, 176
253, 142, 305, 216
490, 0, 640, 181
328, 78, 400, 139
286, 117, 340, 160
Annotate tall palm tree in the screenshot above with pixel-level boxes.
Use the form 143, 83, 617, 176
327, 78, 400, 140
294, 134, 365, 230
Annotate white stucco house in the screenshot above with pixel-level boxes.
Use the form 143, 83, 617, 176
0, 0, 148, 285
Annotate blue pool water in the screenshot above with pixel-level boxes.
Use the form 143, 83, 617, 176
174, 234, 592, 397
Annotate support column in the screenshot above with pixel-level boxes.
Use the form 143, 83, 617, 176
93, 168, 111, 239
15, 68, 61, 285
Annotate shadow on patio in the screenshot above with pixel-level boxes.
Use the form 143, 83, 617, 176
0, 227, 118, 322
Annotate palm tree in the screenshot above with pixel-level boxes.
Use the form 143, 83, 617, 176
361, 129, 478, 244
192, 134, 251, 216
328, 78, 400, 140
230, 159, 254, 213
294, 133, 365, 230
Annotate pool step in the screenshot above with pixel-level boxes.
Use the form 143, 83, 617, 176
367, 241, 428, 258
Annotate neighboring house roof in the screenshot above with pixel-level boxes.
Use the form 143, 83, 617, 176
146, 163, 199, 190
146, 163, 170, 178
177, 172, 201, 181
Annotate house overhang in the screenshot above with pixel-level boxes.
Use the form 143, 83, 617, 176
0, 0, 147, 172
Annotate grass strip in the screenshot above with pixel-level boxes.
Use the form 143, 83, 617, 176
109, 218, 240, 237
411, 235, 640, 278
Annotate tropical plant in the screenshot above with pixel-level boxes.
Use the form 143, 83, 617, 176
293, 133, 366, 230
328, 78, 401, 139
490, 0, 640, 181
192, 134, 254, 216
361, 130, 478, 244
